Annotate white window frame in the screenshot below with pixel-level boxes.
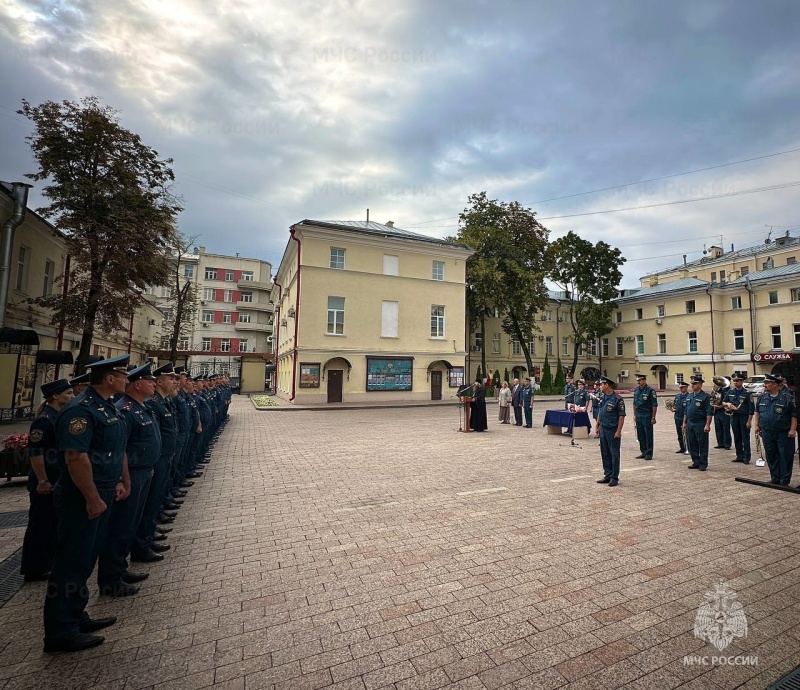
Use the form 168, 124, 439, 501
330, 248, 345, 270
183, 264, 194, 278
769, 291, 779, 305
686, 300, 696, 314
636, 334, 644, 355
546, 336, 554, 356
205, 267, 217, 280
733, 328, 745, 352
238, 312, 252, 323
616, 337, 624, 356
202, 310, 214, 323
656, 305, 665, 317
15, 245, 29, 292
562, 337, 569, 356
241, 271, 254, 281
511, 340, 521, 356
239, 338, 249, 352
432, 261, 444, 281
602, 338, 609, 357
220, 338, 231, 352
430, 305, 445, 339
43, 259, 55, 297
327, 297, 345, 335
492, 333, 500, 354
731, 296, 742, 310
224, 290, 234, 303
240, 291, 253, 303
225, 269, 234, 281
222, 312, 232, 324
203, 288, 215, 301
688, 331, 698, 353
794, 324, 800, 350
792, 288, 800, 302
771, 325, 782, 350
635, 308, 643, 320
201, 337, 211, 351
657, 333, 666, 355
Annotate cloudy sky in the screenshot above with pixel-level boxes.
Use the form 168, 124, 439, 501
1, 0, 798, 286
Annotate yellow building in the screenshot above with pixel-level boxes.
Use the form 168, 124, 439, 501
273, 220, 473, 404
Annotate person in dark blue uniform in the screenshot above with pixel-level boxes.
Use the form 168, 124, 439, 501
753, 373, 797, 485
21, 379, 74, 582
672, 382, 690, 454
595, 376, 625, 486
683, 375, 713, 471
182, 373, 204, 481
43, 354, 129, 654
170, 366, 192, 495
589, 381, 602, 437
69, 372, 90, 396
563, 375, 575, 410
521, 378, 534, 428
97, 363, 160, 596
712, 378, 732, 449
632, 373, 657, 460
724, 374, 754, 464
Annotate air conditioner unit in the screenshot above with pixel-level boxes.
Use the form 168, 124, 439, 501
540, 315, 548, 321
202, 323, 210, 328
281, 319, 288, 327
614, 321, 621, 327
538, 335, 545, 341
655, 319, 663, 325
620, 370, 629, 378
558, 316, 565, 322
200, 300, 206, 305
287, 307, 296, 318
693, 367, 701, 374
148, 319, 156, 325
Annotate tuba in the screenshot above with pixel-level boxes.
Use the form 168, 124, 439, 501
664, 398, 676, 412
712, 376, 730, 407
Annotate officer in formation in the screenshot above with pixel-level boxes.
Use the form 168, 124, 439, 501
632, 373, 658, 460
573, 379, 589, 409
753, 373, 797, 485
521, 377, 534, 428
39, 357, 231, 653
723, 374, 755, 464
563, 375, 575, 410
595, 376, 625, 487
713, 379, 732, 450
672, 381, 690, 455
683, 375, 713, 471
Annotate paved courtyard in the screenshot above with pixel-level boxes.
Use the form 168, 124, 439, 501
0, 397, 798, 690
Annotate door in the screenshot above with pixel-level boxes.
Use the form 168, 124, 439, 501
327, 369, 343, 403
659, 370, 666, 390
431, 371, 442, 400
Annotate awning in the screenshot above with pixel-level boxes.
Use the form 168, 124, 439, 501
0, 327, 39, 346
265, 363, 276, 373
36, 350, 74, 365
87, 355, 105, 364
650, 364, 668, 371
323, 356, 353, 370
427, 360, 454, 371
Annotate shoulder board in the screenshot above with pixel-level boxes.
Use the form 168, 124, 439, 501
80, 397, 93, 407
122, 401, 134, 411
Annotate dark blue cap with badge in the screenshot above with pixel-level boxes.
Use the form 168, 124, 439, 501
174, 365, 186, 375
599, 376, 615, 387
85, 353, 130, 374
731, 374, 744, 381
765, 373, 783, 383
69, 372, 90, 387
41, 378, 72, 398
679, 381, 689, 387
153, 362, 177, 377
635, 373, 647, 380
691, 374, 704, 383
127, 362, 156, 383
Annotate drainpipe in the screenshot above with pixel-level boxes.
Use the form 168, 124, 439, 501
706, 287, 716, 375
0, 182, 33, 329
289, 226, 301, 401
272, 279, 282, 393
744, 277, 756, 376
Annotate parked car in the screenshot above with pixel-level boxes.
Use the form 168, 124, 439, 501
744, 375, 766, 395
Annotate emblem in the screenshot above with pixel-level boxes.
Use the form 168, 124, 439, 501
694, 582, 748, 651
29, 429, 44, 443
68, 417, 88, 435
695, 401, 702, 407
775, 406, 784, 414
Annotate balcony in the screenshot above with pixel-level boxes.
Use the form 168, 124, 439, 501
237, 278, 272, 291
236, 300, 274, 312
234, 321, 273, 333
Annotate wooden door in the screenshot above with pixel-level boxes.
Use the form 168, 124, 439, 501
327, 369, 343, 403
431, 371, 442, 400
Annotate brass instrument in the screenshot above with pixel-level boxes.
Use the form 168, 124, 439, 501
664, 398, 676, 412
723, 397, 745, 416
712, 375, 730, 407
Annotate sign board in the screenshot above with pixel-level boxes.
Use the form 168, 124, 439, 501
752, 352, 793, 362
366, 357, 413, 391
449, 366, 464, 388
299, 362, 320, 388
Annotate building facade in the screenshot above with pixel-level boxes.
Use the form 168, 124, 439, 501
273, 220, 473, 404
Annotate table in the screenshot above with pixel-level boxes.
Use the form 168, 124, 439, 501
542, 409, 591, 438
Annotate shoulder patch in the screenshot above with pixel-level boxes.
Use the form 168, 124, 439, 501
69, 417, 88, 435
29, 429, 44, 444
122, 401, 134, 411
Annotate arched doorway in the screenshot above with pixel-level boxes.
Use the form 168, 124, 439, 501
322, 357, 352, 403
650, 364, 668, 390
511, 365, 527, 381
581, 366, 601, 383
427, 360, 453, 401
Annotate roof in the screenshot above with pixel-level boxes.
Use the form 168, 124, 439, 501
617, 277, 708, 301
729, 262, 800, 284
299, 219, 472, 251
0, 182, 65, 238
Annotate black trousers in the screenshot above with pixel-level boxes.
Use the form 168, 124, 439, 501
20, 476, 59, 577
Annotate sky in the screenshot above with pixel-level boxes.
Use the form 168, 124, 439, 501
1, 0, 799, 287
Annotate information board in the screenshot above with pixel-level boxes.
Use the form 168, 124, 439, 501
366, 357, 413, 391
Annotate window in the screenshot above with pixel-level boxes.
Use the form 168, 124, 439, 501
544, 310, 553, 321
511, 340, 521, 356
161, 308, 173, 322
145, 285, 155, 295
740, 266, 749, 276
15, 245, 28, 291
492, 333, 500, 354
688, 331, 698, 353
430, 305, 445, 338
383, 255, 399, 276
792, 288, 800, 302
733, 328, 745, 351
327, 297, 345, 335
225, 269, 234, 281
201, 337, 211, 351
205, 268, 217, 280
527, 337, 536, 356
731, 296, 742, 310
545, 336, 553, 356
615, 311, 622, 323
588, 339, 597, 357
616, 337, 624, 356
771, 326, 782, 350
239, 338, 249, 353
719, 270, 726, 282
658, 333, 666, 354
240, 291, 253, 303
762, 259, 774, 270
160, 336, 170, 349
602, 338, 609, 357
635, 308, 643, 320
241, 271, 254, 281
202, 311, 214, 323
562, 337, 569, 356
220, 338, 231, 352
203, 288, 215, 301
657, 305, 665, 317
711, 272, 717, 282
676, 373, 684, 385
330, 248, 345, 270
224, 290, 234, 303
788, 257, 797, 265
686, 300, 696, 314
238, 312, 252, 323
42, 259, 55, 297
636, 335, 644, 355
177, 338, 189, 351
184, 264, 194, 278
794, 325, 800, 349
474, 333, 483, 352
769, 291, 779, 305
432, 261, 444, 281
381, 301, 398, 337
223, 312, 232, 324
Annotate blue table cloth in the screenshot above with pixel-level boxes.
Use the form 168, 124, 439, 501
542, 409, 592, 433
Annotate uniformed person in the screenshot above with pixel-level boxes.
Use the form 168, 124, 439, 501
181, 373, 204, 480
69, 372, 90, 396
589, 381, 602, 436
673, 382, 690, 454
170, 366, 192, 497
632, 373, 658, 460
573, 380, 589, 409
724, 374, 755, 464
713, 379, 732, 450
595, 376, 625, 486
43, 354, 130, 653
563, 375, 575, 410
21, 379, 74, 582
97, 363, 160, 596
683, 375, 713, 471
753, 373, 797, 485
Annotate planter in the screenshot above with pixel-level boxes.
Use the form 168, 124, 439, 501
0, 449, 31, 480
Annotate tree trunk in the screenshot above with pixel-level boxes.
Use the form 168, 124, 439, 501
480, 314, 486, 380
75, 283, 102, 373
509, 315, 534, 377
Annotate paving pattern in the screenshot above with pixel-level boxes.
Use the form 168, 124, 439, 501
0, 398, 798, 690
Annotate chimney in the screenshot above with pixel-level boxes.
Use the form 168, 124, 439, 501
649, 275, 659, 287
709, 245, 723, 259
199, 246, 206, 253
385, 221, 394, 228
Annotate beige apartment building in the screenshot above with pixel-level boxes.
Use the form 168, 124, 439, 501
273, 220, 473, 404
604, 233, 800, 389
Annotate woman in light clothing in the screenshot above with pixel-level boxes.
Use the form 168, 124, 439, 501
498, 381, 512, 423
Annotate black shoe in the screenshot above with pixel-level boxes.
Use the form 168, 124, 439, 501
121, 571, 149, 584
186, 472, 203, 478
157, 517, 175, 525
44, 633, 104, 654
608, 479, 619, 487
150, 543, 171, 553
162, 511, 178, 519
698, 467, 707, 472
23, 573, 50, 582
732, 458, 744, 463
635, 454, 645, 459
713, 445, 724, 449
644, 456, 653, 461
180, 481, 194, 488
688, 464, 699, 469
163, 503, 181, 510
99, 583, 139, 597
79, 616, 117, 633
676, 449, 686, 454
173, 490, 188, 497
156, 526, 173, 534
154, 534, 168, 542
130, 550, 165, 563
724, 446, 732, 450
742, 461, 750, 465
596, 477, 611, 484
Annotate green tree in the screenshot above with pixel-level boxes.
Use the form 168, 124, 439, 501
541, 354, 553, 392
546, 231, 625, 375
476, 364, 482, 382
455, 192, 550, 377
161, 233, 199, 363
20, 97, 182, 371
493, 369, 501, 389
554, 358, 566, 395
504, 367, 509, 384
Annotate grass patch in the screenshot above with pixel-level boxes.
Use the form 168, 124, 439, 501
250, 394, 279, 408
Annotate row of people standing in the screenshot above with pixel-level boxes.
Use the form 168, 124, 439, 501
19, 355, 231, 653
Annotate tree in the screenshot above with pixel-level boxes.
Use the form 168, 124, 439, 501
455, 192, 550, 377
504, 367, 509, 384
546, 231, 625, 375
162, 233, 199, 363
476, 364, 482, 382
541, 354, 553, 392
554, 358, 566, 394
492, 369, 501, 389
19, 97, 182, 371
